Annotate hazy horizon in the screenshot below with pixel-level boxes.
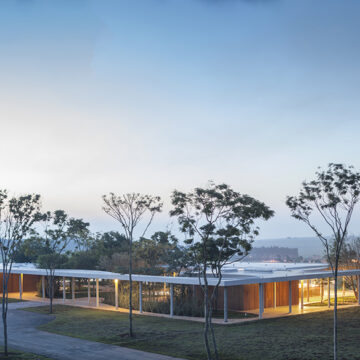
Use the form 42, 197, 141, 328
1, 0, 360, 239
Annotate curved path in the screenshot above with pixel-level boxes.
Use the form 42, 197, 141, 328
0, 302, 183, 360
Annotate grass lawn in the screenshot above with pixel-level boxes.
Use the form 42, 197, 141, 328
0, 347, 50, 360
212, 310, 257, 319
307, 296, 357, 307
0, 298, 24, 304
24, 305, 360, 360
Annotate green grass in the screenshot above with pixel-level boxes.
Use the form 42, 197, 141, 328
1, 298, 25, 304
307, 296, 357, 307
0, 347, 50, 359
24, 305, 360, 360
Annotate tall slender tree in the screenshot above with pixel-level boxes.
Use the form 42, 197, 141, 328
37, 210, 90, 314
287, 163, 360, 360
0, 190, 42, 356
102, 193, 162, 337
170, 182, 273, 360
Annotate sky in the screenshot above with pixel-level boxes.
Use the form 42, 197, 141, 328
1, 0, 360, 240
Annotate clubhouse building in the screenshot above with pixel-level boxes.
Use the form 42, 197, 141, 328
2, 262, 360, 323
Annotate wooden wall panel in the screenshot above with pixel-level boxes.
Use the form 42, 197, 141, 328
23, 275, 41, 292
0, 274, 40, 292
207, 280, 300, 311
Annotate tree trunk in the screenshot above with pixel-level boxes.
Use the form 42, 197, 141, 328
2, 270, 8, 357
334, 272, 338, 360
203, 268, 212, 360
129, 235, 133, 337
209, 301, 219, 360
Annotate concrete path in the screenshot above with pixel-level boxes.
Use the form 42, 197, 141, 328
0, 301, 183, 360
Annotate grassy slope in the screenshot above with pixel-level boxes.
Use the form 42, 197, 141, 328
25, 305, 360, 360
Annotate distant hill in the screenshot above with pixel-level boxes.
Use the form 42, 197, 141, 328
254, 237, 324, 258
247, 246, 299, 262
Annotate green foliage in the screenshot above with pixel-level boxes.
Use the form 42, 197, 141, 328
133, 231, 191, 275
34, 210, 91, 270
41, 210, 91, 257
103, 281, 140, 310
13, 236, 50, 263
286, 163, 360, 270
0, 190, 43, 356
287, 163, 360, 360
91, 231, 128, 257
170, 182, 274, 360
63, 251, 99, 270
102, 193, 163, 241
170, 182, 274, 274
0, 191, 42, 264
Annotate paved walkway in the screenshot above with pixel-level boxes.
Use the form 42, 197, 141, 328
0, 301, 183, 360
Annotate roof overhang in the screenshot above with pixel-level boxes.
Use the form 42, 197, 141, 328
7, 267, 360, 287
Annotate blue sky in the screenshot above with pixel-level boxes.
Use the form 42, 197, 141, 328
1, 0, 360, 240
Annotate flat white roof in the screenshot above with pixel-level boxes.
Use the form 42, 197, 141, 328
6, 263, 360, 287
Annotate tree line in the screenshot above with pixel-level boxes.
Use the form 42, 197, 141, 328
1, 163, 359, 360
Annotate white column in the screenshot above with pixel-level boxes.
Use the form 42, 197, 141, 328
328, 277, 331, 308
170, 283, 174, 317
139, 282, 143, 313
320, 279, 324, 303
224, 287, 228, 323
19, 274, 23, 300
273, 282, 276, 308
300, 280, 304, 310
72, 278, 75, 301
62, 277, 66, 303
115, 279, 119, 310
288, 281, 292, 313
307, 279, 310, 302
41, 276, 45, 299
357, 275, 360, 305
88, 278, 91, 305
259, 283, 264, 319
96, 279, 99, 308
